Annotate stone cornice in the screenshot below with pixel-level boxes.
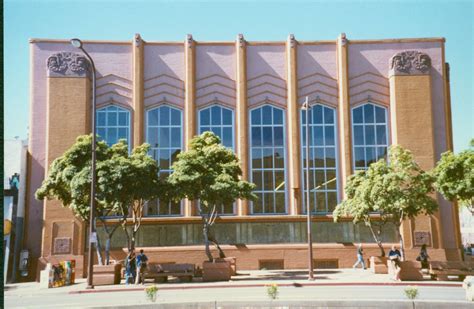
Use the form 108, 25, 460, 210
389, 51, 431, 76
47, 52, 91, 78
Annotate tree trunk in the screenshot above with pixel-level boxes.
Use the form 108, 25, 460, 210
93, 218, 103, 265
395, 223, 405, 261
367, 222, 385, 257
208, 233, 226, 258
202, 219, 213, 262
105, 239, 111, 265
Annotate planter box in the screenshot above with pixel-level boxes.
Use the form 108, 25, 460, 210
215, 257, 237, 276
92, 264, 122, 286
203, 260, 231, 282
370, 256, 388, 274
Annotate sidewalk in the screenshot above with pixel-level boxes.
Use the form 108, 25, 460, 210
4, 269, 470, 308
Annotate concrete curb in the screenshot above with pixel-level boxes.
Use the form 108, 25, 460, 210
70, 282, 462, 294
87, 299, 473, 309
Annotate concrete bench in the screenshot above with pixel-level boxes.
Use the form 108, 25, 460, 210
145, 263, 195, 283
430, 261, 474, 281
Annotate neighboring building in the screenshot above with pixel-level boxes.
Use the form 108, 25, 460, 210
4, 139, 28, 283
26, 33, 462, 280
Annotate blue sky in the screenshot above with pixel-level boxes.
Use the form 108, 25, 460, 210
4, 0, 473, 152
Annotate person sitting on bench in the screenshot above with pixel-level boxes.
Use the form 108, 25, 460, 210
388, 245, 402, 281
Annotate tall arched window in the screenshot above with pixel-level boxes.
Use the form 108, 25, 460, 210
146, 105, 183, 216
249, 105, 286, 214
352, 103, 389, 170
301, 104, 338, 213
199, 105, 234, 149
96, 105, 130, 146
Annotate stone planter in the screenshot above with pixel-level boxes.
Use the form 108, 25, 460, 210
370, 256, 388, 274
215, 257, 237, 276
92, 264, 122, 286
202, 260, 231, 282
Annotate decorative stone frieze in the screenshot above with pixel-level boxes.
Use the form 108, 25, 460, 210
389, 51, 431, 76
47, 52, 91, 78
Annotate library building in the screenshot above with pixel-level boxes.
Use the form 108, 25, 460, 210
25, 33, 462, 279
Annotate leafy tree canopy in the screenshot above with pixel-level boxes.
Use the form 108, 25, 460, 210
432, 149, 474, 214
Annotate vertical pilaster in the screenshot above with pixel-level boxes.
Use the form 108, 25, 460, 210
236, 34, 249, 216
184, 34, 196, 216
42, 52, 92, 277
286, 34, 302, 215
133, 34, 145, 147
389, 51, 443, 251
336, 33, 352, 197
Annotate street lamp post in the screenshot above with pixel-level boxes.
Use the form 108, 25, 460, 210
71, 38, 97, 289
302, 96, 314, 280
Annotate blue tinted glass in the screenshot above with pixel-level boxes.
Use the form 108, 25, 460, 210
375, 106, 386, 123
171, 109, 181, 125
148, 110, 158, 126
107, 128, 117, 145
354, 125, 364, 145
200, 109, 210, 126
211, 127, 221, 139
273, 108, 283, 125
354, 147, 365, 168
251, 109, 261, 125
365, 125, 375, 145
325, 148, 336, 168
108, 112, 117, 126
118, 128, 127, 140
376, 125, 387, 145
171, 128, 181, 147
97, 128, 106, 140
301, 110, 307, 125
324, 107, 334, 124
97, 112, 106, 126
118, 112, 128, 126
313, 126, 324, 146
262, 127, 273, 146
365, 147, 376, 165
159, 150, 170, 170
273, 127, 283, 146
201, 127, 210, 133
262, 106, 272, 124
107, 106, 118, 112
364, 104, 374, 123
211, 106, 221, 125
377, 147, 387, 160
353, 106, 363, 124
301, 125, 307, 146
313, 105, 323, 124
222, 109, 232, 125
252, 127, 262, 146
159, 128, 170, 147
222, 127, 233, 148
252, 149, 262, 168
147, 128, 158, 146
263, 148, 273, 169
324, 126, 335, 146
315, 148, 324, 168
274, 148, 284, 168
159, 106, 170, 125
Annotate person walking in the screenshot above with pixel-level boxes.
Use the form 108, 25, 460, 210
135, 249, 149, 285
352, 243, 366, 269
124, 249, 136, 285
388, 245, 402, 281
417, 244, 430, 271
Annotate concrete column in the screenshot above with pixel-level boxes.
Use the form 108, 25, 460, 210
389, 50, 443, 251
236, 34, 249, 216
336, 33, 352, 198
42, 51, 92, 277
286, 34, 302, 215
184, 34, 196, 217
132, 34, 145, 147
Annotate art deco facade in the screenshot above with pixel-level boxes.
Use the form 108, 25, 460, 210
26, 34, 462, 279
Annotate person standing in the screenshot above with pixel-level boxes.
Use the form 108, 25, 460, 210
417, 244, 430, 270
352, 243, 366, 269
124, 249, 136, 285
388, 245, 402, 281
135, 249, 149, 285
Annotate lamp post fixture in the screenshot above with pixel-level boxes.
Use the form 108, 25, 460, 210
71, 38, 97, 289
302, 96, 315, 280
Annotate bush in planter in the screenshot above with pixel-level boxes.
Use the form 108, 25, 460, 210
168, 132, 256, 262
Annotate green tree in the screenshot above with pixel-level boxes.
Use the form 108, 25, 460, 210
432, 147, 474, 215
334, 145, 438, 259
168, 132, 256, 261
36, 135, 160, 263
